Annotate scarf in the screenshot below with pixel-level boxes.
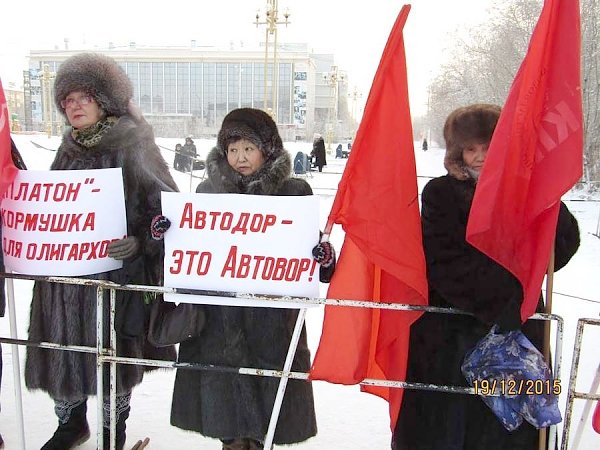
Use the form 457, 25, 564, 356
71, 116, 118, 148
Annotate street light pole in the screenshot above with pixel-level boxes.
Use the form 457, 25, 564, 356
255, 0, 290, 120
41, 64, 55, 138
348, 85, 362, 141
323, 65, 345, 152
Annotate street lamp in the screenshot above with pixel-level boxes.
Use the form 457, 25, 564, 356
41, 64, 56, 138
255, 0, 290, 120
322, 65, 345, 152
348, 86, 362, 141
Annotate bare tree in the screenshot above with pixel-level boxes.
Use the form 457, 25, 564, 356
581, 0, 600, 184
423, 0, 599, 184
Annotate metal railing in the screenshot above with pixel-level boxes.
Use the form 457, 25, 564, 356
0, 273, 566, 450
561, 317, 600, 450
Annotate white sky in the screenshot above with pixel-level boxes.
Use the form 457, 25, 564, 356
0, 0, 496, 116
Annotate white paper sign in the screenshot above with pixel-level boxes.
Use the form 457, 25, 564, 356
162, 192, 320, 307
1, 168, 127, 276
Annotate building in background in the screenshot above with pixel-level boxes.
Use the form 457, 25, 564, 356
4, 81, 25, 132
25, 43, 352, 142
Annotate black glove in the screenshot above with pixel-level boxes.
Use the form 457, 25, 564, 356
312, 241, 335, 268
495, 297, 522, 332
150, 215, 171, 240
107, 236, 139, 260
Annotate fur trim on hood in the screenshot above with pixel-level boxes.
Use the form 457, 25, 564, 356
203, 145, 292, 195
217, 108, 283, 161
54, 53, 133, 117
443, 104, 501, 180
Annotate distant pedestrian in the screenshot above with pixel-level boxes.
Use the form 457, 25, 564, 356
335, 143, 343, 158
422, 138, 428, 151
311, 136, 327, 172
182, 136, 197, 172
173, 143, 185, 171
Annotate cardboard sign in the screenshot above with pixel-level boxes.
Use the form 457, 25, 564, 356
1, 168, 127, 276
162, 192, 320, 308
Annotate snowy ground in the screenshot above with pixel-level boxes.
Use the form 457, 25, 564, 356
1, 134, 599, 449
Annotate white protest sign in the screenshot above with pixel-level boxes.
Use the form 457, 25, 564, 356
1, 168, 127, 276
162, 192, 320, 308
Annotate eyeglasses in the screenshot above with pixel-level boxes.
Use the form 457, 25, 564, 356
60, 94, 95, 109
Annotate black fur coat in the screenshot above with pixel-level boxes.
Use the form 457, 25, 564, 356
25, 115, 178, 400
392, 175, 580, 450
170, 146, 318, 444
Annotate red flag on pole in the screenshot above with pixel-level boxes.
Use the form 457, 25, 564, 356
0, 78, 19, 203
310, 5, 428, 431
465, 0, 583, 320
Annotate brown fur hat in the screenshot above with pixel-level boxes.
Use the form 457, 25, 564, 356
54, 53, 133, 117
443, 103, 501, 180
217, 108, 283, 160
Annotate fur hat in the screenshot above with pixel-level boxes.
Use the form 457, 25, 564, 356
443, 104, 501, 180
217, 108, 283, 159
54, 53, 133, 117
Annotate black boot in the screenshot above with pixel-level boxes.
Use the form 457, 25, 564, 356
103, 405, 129, 450
42, 400, 90, 450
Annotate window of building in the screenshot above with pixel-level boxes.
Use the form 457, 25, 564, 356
216, 63, 227, 124
139, 63, 152, 114
126, 62, 140, 106
278, 63, 292, 123
164, 63, 177, 114
203, 63, 216, 127
240, 63, 253, 108
191, 63, 202, 117
152, 62, 164, 114
177, 62, 190, 114
228, 63, 240, 111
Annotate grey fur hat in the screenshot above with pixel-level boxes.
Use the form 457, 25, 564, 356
54, 53, 133, 117
217, 108, 283, 159
443, 103, 501, 180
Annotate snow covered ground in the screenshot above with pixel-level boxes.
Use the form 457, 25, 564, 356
1, 134, 599, 449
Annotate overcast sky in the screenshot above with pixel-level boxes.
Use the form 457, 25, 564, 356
0, 0, 496, 117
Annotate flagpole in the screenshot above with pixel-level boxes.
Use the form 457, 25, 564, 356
6, 276, 26, 450
540, 245, 556, 450
263, 307, 308, 449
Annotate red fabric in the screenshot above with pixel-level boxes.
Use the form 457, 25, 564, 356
466, 0, 583, 321
310, 5, 428, 431
594, 400, 600, 434
0, 79, 19, 204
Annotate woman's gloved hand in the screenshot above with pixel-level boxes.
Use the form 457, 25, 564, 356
312, 241, 336, 268
107, 236, 139, 260
150, 215, 171, 240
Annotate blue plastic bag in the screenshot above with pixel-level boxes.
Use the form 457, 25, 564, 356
461, 325, 562, 431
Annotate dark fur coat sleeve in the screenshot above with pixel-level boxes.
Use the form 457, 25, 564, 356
421, 176, 523, 325
554, 201, 580, 271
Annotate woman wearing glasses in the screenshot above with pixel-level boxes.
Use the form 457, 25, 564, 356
24, 53, 178, 450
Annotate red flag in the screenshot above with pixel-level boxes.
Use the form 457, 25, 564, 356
594, 400, 600, 434
310, 5, 428, 431
0, 78, 19, 203
466, 0, 583, 320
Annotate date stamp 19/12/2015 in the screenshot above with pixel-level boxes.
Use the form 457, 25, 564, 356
473, 378, 561, 396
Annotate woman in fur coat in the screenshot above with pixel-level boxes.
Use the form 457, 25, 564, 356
24, 53, 178, 450
392, 104, 580, 450
310, 136, 327, 172
170, 108, 335, 450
